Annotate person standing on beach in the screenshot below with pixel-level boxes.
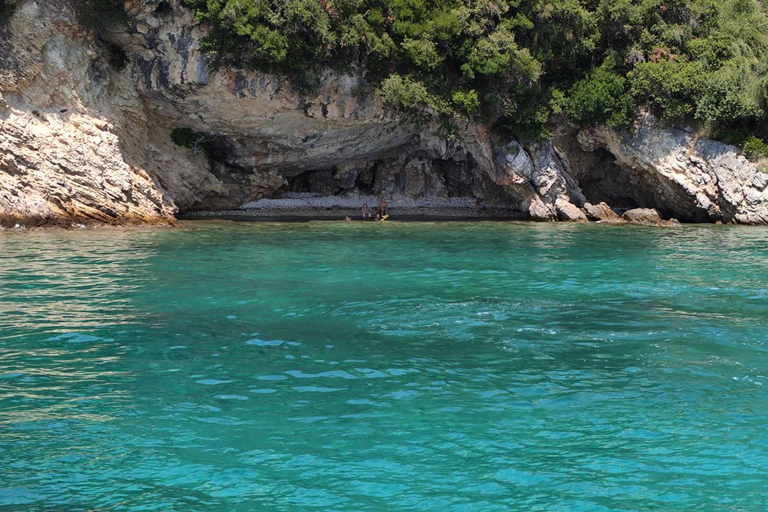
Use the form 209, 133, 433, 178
377, 199, 388, 217
361, 203, 371, 219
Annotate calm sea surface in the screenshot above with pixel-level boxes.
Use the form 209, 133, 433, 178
1, 221, 767, 511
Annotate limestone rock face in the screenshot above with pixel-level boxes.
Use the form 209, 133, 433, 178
576, 115, 768, 224
0, 110, 172, 227
334, 160, 370, 190
2, 0, 768, 226
0, 0, 586, 225
0, 0, 176, 227
489, 140, 585, 220
372, 157, 449, 202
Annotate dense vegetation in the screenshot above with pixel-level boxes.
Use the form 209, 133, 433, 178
177, 0, 768, 145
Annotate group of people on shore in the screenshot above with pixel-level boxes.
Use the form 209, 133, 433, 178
362, 199, 388, 220
346, 199, 389, 221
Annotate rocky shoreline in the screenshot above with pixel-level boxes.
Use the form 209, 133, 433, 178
181, 206, 524, 222
180, 195, 682, 227
2, 0, 768, 229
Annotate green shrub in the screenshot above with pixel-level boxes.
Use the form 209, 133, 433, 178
741, 135, 768, 160
171, 127, 217, 154
696, 61, 766, 123
629, 60, 705, 122
173, 0, 768, 138
401, 38, 442, 71
377, 74, 449, 117
564, 56, 635, 127
452, 90, 480, 115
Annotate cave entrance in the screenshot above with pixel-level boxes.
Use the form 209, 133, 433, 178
274, 155, 499, 205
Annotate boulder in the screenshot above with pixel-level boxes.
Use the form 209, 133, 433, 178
527, 196, 556, 221
576, 115, 768, 224
658, 218, 682, 227
556, 198, 587, 222
623, 208, 663, 223
584, 202, 621, 222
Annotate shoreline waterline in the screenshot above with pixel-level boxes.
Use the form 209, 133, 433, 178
179, 206, 524, 223
4, 210, 767, 231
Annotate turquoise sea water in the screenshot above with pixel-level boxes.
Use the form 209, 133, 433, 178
1, 221, 767, 511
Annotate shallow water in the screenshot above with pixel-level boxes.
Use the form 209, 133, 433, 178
1, 221, 767, 511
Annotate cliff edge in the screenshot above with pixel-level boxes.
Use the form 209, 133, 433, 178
1, 0, 767, 227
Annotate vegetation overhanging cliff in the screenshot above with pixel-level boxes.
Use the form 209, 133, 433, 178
1, 0, 768, 227
178, 0, 768, 148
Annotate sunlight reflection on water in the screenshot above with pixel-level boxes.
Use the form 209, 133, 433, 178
1, 222, 767, 511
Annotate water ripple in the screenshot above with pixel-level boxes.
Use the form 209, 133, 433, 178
1, 222, 767, 511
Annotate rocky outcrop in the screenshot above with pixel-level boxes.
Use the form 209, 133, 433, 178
576, 116, 768, 224
0, 107, 171, 227
1, 0, 767, 227
584, 202, 622, 222
622, 208, 662, 223
0, 0, 176, 226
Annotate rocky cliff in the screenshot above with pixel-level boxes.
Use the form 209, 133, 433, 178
1, 0, 767, 227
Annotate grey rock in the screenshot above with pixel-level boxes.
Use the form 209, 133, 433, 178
576, 115, 768, 224
334, 160, 368, 190
623, 208, 662, 223
305, 170, 340, 195
527, 196, 556, 221
2, 0, 767, 226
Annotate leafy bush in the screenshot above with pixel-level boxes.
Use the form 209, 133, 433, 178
377, 74, 449, 117
629, 60, 705, 122
741, 135, 768, 160
171, 127, 217, 154
452, 90, 480, 115
696, 60, 766, 123
564, 57, 635, 127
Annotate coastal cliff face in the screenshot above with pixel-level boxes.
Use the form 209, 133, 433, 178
1, 0, 767, 227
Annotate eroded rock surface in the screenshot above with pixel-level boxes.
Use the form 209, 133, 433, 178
584, 202, 621, 222
0, 0, 176, 226
1, 0, 768, 226
576, 116, 768, 224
